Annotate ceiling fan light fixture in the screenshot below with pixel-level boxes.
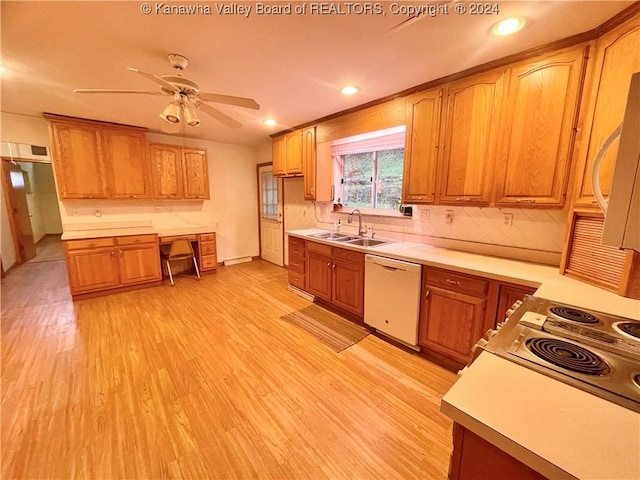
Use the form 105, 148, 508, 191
184, 104, 200, 127
263, 119, 277, 126
160, 101, 181, 124
341, 85, 358, 96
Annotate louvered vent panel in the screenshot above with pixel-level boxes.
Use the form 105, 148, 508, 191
565, 215, 626, 291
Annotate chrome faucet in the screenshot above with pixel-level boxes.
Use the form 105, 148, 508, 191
348, 208, 367, 236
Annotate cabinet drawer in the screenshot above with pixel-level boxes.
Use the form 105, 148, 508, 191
289, 270, 305, 289
116, 234, 157, 246
200, 241, 217, 255
425, 268, 489, 297
65, 237, 115, 251
199, 233, 216, 242
307, 241, 332, 256
289, 236, 306, 256
200, 255, 218, 270
332, 247, 365, 265
289, 257, 305, 274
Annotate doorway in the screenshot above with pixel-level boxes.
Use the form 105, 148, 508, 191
257, 164, 284, 266
1, 159, 64, 266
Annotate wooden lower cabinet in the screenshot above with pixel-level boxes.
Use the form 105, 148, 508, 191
419, 267, 498, 365
449, 423, 547, 480
302, 241, 365, 317
495, 283, 537, 327
64, 234, 161, 297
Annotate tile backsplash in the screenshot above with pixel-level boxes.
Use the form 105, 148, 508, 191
317, 204, 569, 265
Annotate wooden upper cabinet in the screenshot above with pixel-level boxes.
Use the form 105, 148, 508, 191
272, 135, 286, 176
303, 126, 317, 200
149, 143, 183, 199
493, 46, 588, 207
182, 148, 209, 199
286, 130, 304, 175
49, 119, 109, 199
438, 70, 506, 206
403, 87, 444, 204
103, 129, 151, 199
573, 17, 640, 207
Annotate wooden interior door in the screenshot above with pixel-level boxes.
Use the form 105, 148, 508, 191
1, 161, 36, 263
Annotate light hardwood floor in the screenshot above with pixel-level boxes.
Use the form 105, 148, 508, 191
1, 259, 457, 479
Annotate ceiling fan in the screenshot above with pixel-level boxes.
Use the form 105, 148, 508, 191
74, 53, 260, 129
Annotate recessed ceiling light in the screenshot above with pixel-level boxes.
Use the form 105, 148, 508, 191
263, 119, 277, 126
341, 86, 358, 96
492, 17, 526, 36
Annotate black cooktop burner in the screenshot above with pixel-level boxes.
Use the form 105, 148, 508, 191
548, 306, 599, 324
526, 338, 611, 376
616, 322, 640, 340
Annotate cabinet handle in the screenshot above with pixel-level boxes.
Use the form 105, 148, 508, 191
119, 250, 123, 258
590, 200, 599, 204
86, 242, 97, 247
516, 198, 535, 203
332, 264, 336, 269
110, 250, 115, 257
455, 197, 472, 202
412, 196, 425, 200
425, 290, 430, 301
445, 279, 461, 286
326, 262, 331, 267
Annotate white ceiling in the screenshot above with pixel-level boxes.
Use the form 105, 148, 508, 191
1, 1, 633, 146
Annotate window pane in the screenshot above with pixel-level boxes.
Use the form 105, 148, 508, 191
375, 148, 404, 210
342, 152, 373, 208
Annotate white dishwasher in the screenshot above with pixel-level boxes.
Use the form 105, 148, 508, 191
364, 255, 422, 348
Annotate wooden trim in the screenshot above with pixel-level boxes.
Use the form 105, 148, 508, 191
70, 279, 162, 301
593, 2, 640, 36
274, 6, 640, 138
0, 156, 52, 165
0, 160, 23, 264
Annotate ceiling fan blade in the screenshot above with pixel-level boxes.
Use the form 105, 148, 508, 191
386, 14, 423, 35
127, 67, 180, 93
197, 102, 242, 129
74, 89, 167, 95
197, 92, 260, 110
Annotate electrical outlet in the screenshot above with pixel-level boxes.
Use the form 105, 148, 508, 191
215, 222, 219, 229
420, 209, 430, 221
444, 210, 454, 224
503, 213, 513, 227
154, 205, 162, 213
94, 208, 102, 217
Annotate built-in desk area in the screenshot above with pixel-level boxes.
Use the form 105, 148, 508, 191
61, 223, 217, 299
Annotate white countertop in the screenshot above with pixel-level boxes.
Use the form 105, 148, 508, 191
61, 225, 215, 241
442, 352, 640, 480
289, 228, 640, 479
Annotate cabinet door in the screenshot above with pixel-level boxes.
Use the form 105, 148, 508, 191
574, 19, 640, 207
118, 244, 161, 285
50, 121, 109, 199
419, 285, 486, 364
182, 148, 210, 199
495, 284, 537, 327
272, 135, 286, 176
307, 252, 332, 301
439, 70, 505, 206
67, 247, 120, 294
103, 129, 151, 199
494, 47, 587, 207
286, 130, 303, 175
149, 144, 183, 199
332, 259, 364, 316
303, 126, 317, 200
402, 87, 444, 204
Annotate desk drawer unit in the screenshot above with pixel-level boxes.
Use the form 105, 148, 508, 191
198, 233, 217, 272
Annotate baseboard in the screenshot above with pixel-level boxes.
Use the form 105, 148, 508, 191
223, 256, 253, 266
288, 285, 316, 302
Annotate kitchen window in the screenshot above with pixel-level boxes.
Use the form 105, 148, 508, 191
332, 126, 405, 212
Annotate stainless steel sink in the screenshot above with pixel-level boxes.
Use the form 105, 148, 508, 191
309, 232, 351, 240
345, 238, 390, 247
